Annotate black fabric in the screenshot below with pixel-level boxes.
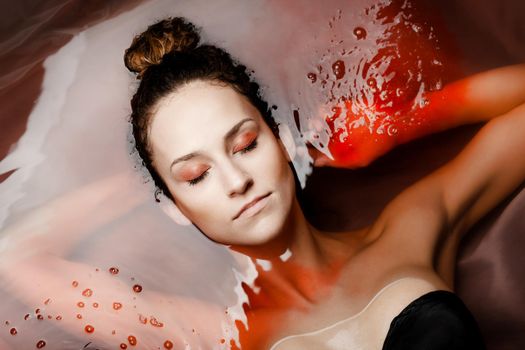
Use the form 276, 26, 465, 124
382, 291, 486, 350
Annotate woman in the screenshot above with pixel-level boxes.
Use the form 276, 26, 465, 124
123, 17, 525, 349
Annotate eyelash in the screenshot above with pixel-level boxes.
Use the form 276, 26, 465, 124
186, 138, 258, 186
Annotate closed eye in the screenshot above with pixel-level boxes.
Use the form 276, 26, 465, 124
187, 171, 209, 186
235, 138, 258, 155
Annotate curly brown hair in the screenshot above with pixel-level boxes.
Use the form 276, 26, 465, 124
124, 17, 278, 200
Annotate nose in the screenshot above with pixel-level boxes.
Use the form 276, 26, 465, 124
221, 160, 253, 197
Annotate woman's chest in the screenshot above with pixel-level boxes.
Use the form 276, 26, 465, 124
266, 260, 451, 349
269, 272, 447, 350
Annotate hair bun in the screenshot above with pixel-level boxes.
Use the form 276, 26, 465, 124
124, 17, 200, 79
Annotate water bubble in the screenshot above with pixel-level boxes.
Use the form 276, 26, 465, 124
56, 316, 62, 321
387, 125, 398, 136
128, 335, 137, 346
353, 27, 367, 40
113, 302, 123, 310
37, 315, 44, 320
132, 284, 142, 293
109, 267, 119, 275
367, 77, 377, 88
307, 72, 317, 83
411, 24, 421, 33
44, 299, 50, 305
24, 314, 30, 320
76, 314, 82, 319
93, 303, 99, 308
82, 289, 93, 297
138, 314, 147, 324
332, 60, 346, 80
163, 341, 173, 349
150, 317, 164, 328
77, 302, 85, 308
72, 281, 79, 288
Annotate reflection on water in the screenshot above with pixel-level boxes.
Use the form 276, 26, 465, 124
1, 0, 517, 348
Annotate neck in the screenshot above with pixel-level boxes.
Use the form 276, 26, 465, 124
229, 198, 353, 305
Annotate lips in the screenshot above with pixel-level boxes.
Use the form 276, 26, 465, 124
233, 193, 271, 220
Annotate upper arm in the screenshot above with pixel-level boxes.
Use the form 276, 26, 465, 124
439, 103, 525, 235
372, 64, 525, 273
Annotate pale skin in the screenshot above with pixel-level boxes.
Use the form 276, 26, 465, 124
1, 64, 524, 349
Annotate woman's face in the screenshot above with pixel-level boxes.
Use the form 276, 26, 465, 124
149, 80, 296, 246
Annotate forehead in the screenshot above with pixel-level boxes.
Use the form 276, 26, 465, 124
149, 80, 261, 162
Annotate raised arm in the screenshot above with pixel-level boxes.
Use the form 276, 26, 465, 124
370, 64, 525, 275
439, 101, 525, 235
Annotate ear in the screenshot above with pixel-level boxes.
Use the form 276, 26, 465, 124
277, 123, 296, 162
158, 194, 192, 226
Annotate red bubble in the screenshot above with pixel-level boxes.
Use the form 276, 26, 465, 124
24, 314, 30, 320
92, 302, 99, 308
132, 284, 142, 293
36, 340, 46, 348
9, 327, 17, 335
307, 72, 317, 83
120, 343, 127, 349
150, 317, 163, 328
72, 281, 79, 288
109, 267, 119, 275
163, 340, 173, 349
138, 314, 147, 324
77, 302, 85, 308
82, 289, 93, 297
84, 325, 94, 333
128, 335, 137, 346
113, 302, 123, 310
56, 316, 62, 321
353, 26, 367, 40
76, 314, 82, 319
332, 60, 346, 80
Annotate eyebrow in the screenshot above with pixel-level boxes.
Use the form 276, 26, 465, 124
169, 117, 254, 170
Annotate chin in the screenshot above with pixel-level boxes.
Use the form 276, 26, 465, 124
239, 210, 289, 246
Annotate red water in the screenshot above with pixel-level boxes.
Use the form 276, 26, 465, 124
307, 0, 466, 168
